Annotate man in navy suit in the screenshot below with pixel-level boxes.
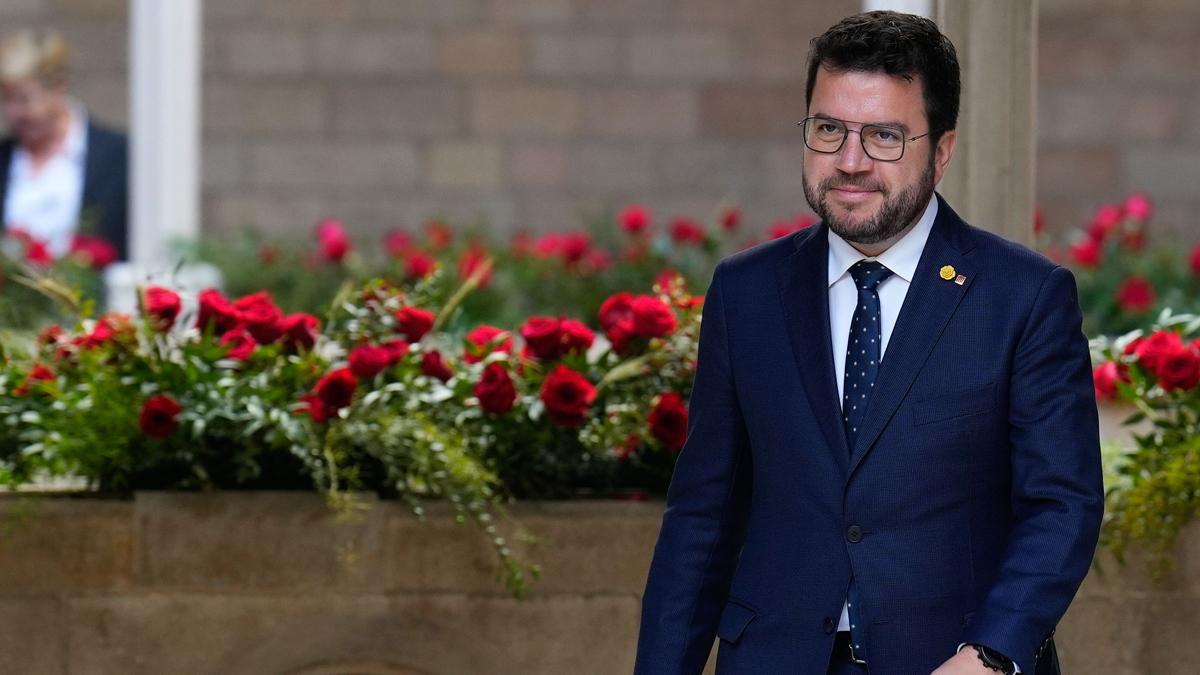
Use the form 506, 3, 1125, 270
636, 11, 1102, 675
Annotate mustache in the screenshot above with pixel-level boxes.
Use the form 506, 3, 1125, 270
820, 177, 885, 192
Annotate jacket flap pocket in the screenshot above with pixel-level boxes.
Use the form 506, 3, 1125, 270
716, 599, 756, 643
913, 382, 996, 426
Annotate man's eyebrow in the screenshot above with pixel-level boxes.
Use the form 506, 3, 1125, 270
809, 113, 912, 133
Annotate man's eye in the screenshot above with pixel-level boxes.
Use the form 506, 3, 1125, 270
869, 128, 901, 143
816, 123, 842, 135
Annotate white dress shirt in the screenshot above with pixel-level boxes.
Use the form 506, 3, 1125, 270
829, 195, 937, 633
3, 104, 88, 258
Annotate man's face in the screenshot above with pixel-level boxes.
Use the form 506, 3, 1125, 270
0, 77, 65, 148
802, 67, 955, 247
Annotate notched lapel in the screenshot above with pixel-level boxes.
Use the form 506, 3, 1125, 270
775, 225, 850, 474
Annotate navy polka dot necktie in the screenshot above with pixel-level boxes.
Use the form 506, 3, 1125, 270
842, 259, 892, 664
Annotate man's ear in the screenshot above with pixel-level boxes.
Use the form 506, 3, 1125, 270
932, 129, 957, 184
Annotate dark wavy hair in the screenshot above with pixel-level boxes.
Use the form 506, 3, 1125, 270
805, 11, 960, 143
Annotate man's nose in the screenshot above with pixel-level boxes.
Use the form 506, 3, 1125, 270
836, 131, 874, 174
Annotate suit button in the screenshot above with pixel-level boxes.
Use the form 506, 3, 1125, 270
823, 617, 835, 634
846, 525, 864, 543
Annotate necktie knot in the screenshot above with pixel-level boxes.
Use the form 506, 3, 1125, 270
849, 260, 894, 292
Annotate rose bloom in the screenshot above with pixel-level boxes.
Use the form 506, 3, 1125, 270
395, 307, 436, 343
420, 350, 454, 382
474, 362, 517, 415
521, 316, 563, 360
383, 339, 410, 364
142, 286, 182, 331
1068, 238, 1102, 268
313, 368, 357, 411
458, 245, 493, 288
619, 204, 651, 235
233, 292, 285, 344
539, 364, 596, 427
1156, 348, 1200, 392
140, 394, 183, 440
69, 234, 118, 269
25, 238, 53, 267
1086, 204, 1123, 242
404, 250, 436, 280
1191, 244, 1200, 277
197, 289, 241, 334
559, 232, 591, 265
1115, 276, 1155, 314
349, 343, 393, 380
648, 392, 689, 451
599, 292, 636, 354
316, 217, 351, 263
720, 206, 741, 232
533, 233, 562, 259
1123, 193, 1153, 223
278, 313, 320, 351
1133, 330, 1186, 374
1033, 209, 1045, 236
1092, 361, 1128, 402
669, 218, 706, 246
425, 219, 453, 250
13, 362, 55, 397
631, 295, 677, 338
384, 228, 413, 258
559, 319, 595, 356
219, 328, 257, 361
463, 325, 514, 364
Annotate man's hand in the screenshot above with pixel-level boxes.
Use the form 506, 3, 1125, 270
931, 646, 994, 674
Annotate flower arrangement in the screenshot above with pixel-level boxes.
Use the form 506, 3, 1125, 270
1090, 311, 1200, 577
0, 228, 115, 330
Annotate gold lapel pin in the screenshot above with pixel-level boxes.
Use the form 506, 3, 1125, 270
939, 265, 956, 281
955, 274, 967, 286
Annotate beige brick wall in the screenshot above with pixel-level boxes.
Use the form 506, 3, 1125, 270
0, 0, 1196, 245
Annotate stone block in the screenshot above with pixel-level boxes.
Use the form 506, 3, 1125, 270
470, 86, 581, 137
58, 20, 128, 73
581, 88, 698, 138
203, 82, 326, 135
331, 84, 461, 137
48, 0, 125, 17
765, 141, 807, 194
256, 0, 373, 22
508, 143, 568, 188
205, 192, 331, 235
439, 29, 525, 77
576, 0, 673, 25
1056, 594, 1148, 675
429, 141, 504, 190
1122, 146, 1200, 200
201, 140, 243, 191
628, 31, 735, 81
314, 29, 435, 76
1036, 146, 1121, 200
74, 76, 128, 127
1038, 37, 1128, 85
364, 0, 485, 23
0, 496, 134, 593
1140, 592, 1200, 673
250, 141, 419, 189
396, 194, 520, 233
657, 141, 764, 192
566, 142, 655, 192
486, 0, 574, 24
530, 33, 622, 78
134, 492, 388, 593
1039, 87, 1184, 145
740, 30, 812, 82
0, 598, 65, 673
701, 84, 807, 137
227, 28, 309, 76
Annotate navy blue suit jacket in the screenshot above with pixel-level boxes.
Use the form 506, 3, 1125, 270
0, 119, 129, 260
635, 195, 1103, 674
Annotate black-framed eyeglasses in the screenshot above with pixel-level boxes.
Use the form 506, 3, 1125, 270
797, 116, 931, 162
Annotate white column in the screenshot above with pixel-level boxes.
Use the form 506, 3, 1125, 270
129, 0, 201, 267
862, 0, 934, 18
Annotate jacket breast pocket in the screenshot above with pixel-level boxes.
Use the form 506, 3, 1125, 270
715, 598, 756, 644
912, 382, 996, 427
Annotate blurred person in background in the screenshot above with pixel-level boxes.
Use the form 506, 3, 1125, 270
0, 28, 127, 263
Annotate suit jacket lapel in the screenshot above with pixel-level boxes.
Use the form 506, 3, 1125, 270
848, 195, 978, 476
776, 224, 851, 476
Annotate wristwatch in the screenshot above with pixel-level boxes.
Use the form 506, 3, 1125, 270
971, 644, 1016, 674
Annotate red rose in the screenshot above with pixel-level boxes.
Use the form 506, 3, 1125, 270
349, 343, 393, 380
37, 324, 64, 347
1116, 276, 1155, 314
13, 362, 55, 397
720, 206, 741, 232
539, 365, 596, 427
655, 269, 686, 295
25, 238, 53, 267
559, 319, 595, 356
1156, 348, 1200, 392
669, 217, 706, 246
218, 328, 257, 361
648, 392, 689, 451
583, 248, 612, 273
384, 229, 413, 258
1190, 244, 1200, 277
1134, 330, 1185, 375
142, 286, 182, 331
383, 339, 410, 364
140, 394, 183, 439
233, 291, 285, 344
458, 245, 493, 288
69, 234, 118, 269
631, 295, 677, 338
1069, 238, 1102, 267
1092, 361, 1128, 402
425, 219, 453, 250
404, 250, 436, 280
620, 204, 650, 235
314, 368, 357, 411
395, 307, 435, 343
464, 325, 513, 364
1087, 204, 1123, 242
511, 230, 534, 258
521, 316, 563, 360
279, 313, 320, 351
77, 316, 124, 349
316, 217, 351, 263
1034, 209, 1045, 235
474, 362, 517, 415
197, 289, 241, 334
298, 394, 329, 423
420, 350, 454, 382
599, 292, 634, 331
1123, 193, 1153, 223
559, 232, 591, 265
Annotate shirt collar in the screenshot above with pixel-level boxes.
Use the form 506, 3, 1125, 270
827, 195, 938, 288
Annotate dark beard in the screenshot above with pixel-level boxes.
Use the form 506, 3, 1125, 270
803, 155, 936, 245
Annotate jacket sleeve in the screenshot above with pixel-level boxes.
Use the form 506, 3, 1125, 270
634, 262, 754, 675
961, 265, 1105, 668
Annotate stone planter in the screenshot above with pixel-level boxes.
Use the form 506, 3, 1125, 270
0, 492, 1193, 674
